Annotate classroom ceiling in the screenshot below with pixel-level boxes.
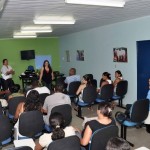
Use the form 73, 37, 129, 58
1, 0, 150, 39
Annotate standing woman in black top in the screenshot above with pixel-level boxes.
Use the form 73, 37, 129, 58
39, 60, 54, 90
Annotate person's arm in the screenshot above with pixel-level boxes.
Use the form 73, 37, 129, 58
113, 78, 120, 86
39, 67, 44, 82
14, 102, 24, 120
51, 71, 54, 80
76, 85, 83, 96
34, 143, 43, 150
80, 125, 92, 146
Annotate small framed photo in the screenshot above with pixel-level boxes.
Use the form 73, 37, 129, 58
113, 47, 128, 62
76, 50, 84, 61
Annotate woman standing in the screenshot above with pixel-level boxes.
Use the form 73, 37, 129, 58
39, 60, 54, 90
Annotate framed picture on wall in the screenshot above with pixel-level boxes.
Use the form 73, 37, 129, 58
76, 50, 84, 61
113, 47, 128, 62
66, 50, 70, 62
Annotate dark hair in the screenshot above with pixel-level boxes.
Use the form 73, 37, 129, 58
98, 102, 112, 118
24, 90, 41, 111
106, 137, 130, 150
83, 74, 92, 86
55, 84, 64, 93
115, 70, 122, 77
3, 59, 7, 64
31, 79, 39, 88
70, 68, 76, 74
103, 72, 111, 80
49, 112, 65, 141
10, 84, 20, 93
43, 60, 52, 72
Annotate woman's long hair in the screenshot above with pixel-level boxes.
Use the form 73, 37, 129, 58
83, 74, 92, 86
43, 60, 52, 72
24, 90, 41, 111
50, 112, 65, 141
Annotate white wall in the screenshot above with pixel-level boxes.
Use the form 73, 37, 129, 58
59, 15, 150, 105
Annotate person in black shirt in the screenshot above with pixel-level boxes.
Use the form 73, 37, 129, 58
79, 102, 116, 148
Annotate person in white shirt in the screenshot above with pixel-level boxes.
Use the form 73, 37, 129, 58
1, 59, 15, 90
26, 79, 50, 97
35, 112, 76, 150
64, 68, 80, 91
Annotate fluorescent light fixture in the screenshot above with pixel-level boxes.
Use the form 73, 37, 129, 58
34, 16, 75, 24
21, 26, 52, 33
13, 32, 37, 38
0, 0, 7, 12
65, 0, 125, 7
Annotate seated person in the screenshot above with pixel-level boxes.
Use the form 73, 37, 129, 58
14, 90, 42, 139
106, 137, 130, 150
26, 79, 50, 97
42, 83, 71, 126
1, 59, 15, 90
64, 68, 80, 91
35, 112, 76, 150
8, 84, 24, 100
76, 74, 92, 103
113, 70, 123, 87
75, 102, 115, 149
98, 72, 112, 94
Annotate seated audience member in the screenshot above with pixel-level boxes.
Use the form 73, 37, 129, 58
14, 90, 42, 139
76, 102, 115, 149
26, 79, 50, 97
1, 59, 15, 90
113, 70, 123, 87
42, 84, 71, 126
64, 68, 80, 91
8, 84, 24, 100
98, 72, 112, 94
35, 112, 76, 150
106, 137, 130, 150
76, 74, 92, 103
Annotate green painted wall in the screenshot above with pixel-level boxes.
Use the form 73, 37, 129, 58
0, 38, 60, 86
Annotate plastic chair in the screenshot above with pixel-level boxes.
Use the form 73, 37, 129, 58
115, 99, 149, 147
76, 86, 97, 119
18, 111, 44, 139
111, 80, 128, 108
96, 84, 114, 103
0, 115, 13, 146
47, 135, 81, 150
89, 125, 118, 150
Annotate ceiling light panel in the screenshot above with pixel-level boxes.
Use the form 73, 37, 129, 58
34, 16, 75, 24
65, 0, 125, 7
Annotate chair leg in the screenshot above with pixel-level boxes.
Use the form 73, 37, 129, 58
123, 126, 134, 147
121, 124, 124, 138
76, 106, 84, 119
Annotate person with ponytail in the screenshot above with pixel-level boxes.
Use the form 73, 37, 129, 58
113, 70, 123, 87
78, 102, 116, 149
35, 112, 76, 150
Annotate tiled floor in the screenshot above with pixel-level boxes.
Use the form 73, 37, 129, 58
2, 103, 150, 150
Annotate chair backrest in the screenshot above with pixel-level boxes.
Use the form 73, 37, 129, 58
14, 146, 32, 150
91, 79, 97, 88
68, 81, 81, 95
0, 115, 12, 144
100, 84, 114, 101
82, 86, 97, 103
89, 125, 119, 150
48, 135, 81, 150
130, 99, 149, 122
51, 104, 72, 127
39, 93, 50, 106
19, 110, 44, 138
8, 96, 26, 117
0, 102, 3, 115
116, 80, 128, 96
